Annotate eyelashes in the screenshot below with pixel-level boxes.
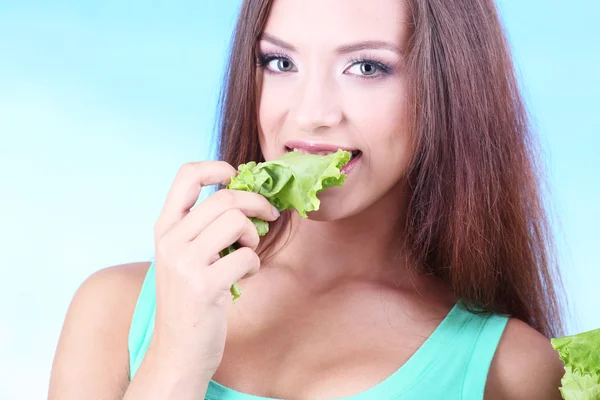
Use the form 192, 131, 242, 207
256, 50, 394, 80
256, 51, 292, 68
345, 55, 393, 76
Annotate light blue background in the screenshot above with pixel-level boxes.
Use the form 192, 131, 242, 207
0, 1, 598, 398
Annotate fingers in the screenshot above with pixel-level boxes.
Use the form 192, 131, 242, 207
175, 190, 279, 242
190, 209, 261, 264
154, 161, 238, 239
207, 247, 261, 291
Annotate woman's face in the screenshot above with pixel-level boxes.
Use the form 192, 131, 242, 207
257, 0, 412, 220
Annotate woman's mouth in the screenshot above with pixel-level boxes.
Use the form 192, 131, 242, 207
285, 146, 362, 174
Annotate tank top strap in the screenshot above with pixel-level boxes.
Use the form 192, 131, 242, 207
128, 261, 157, 380
460, 311, 509, 399
353, 302, 509, 400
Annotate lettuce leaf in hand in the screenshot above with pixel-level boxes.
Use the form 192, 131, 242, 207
221, 149, 351, 301
551, 328, 600, 399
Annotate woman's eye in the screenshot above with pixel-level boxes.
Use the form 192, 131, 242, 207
267, 58, 295, 72
346, 61, 380, 77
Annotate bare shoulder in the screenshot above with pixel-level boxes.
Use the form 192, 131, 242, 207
485, 318, 565, 400
48, 261, 152, 400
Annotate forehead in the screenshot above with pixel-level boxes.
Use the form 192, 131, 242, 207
262, 0, 410, 50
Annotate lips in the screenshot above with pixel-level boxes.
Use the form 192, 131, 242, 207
340, 151, 362, 174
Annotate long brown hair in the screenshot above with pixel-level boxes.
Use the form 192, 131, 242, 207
215, 0, 565, 338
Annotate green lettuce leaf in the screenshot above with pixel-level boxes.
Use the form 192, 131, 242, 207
551, 328, 600, 399
223, 149, 351, 300
227, 149, 351, 218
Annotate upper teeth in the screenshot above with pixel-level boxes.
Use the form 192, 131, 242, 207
291, 148, 336, 156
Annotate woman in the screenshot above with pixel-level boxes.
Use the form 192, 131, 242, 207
49, 0, 567, 398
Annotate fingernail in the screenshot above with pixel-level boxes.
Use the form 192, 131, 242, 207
272, 206, 280, 218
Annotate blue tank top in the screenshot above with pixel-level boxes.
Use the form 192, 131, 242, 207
129, 262, 509, 399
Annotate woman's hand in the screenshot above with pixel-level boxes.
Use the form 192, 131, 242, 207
126, 161, 280, 399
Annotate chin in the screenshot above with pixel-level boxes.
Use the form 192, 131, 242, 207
304, 189, 366, 222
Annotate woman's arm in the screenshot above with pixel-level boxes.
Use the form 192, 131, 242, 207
485, 318, 565, 400
48, 262, 150, 399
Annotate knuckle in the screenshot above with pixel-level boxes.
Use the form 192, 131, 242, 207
216, 160, 237, 176
155, 233, 176, 259
178, 161, 198, 178
247, 229, 260, 248
232, 208, 249, 224
180, 161, 236, 186
215, 160, 233, 169
222, 207, 246, 227
237, 247, 259, 266
214, 189, 236, 208
231, 210, 251, 236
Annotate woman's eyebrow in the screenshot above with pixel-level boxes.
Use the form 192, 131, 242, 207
260, 33, 402, 56
336, 40, 402, 56
260, 33, 297, 51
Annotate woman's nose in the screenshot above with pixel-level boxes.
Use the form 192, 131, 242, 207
292, 74, 343, 134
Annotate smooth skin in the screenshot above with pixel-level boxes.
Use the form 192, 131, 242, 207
49, 0, 565, 399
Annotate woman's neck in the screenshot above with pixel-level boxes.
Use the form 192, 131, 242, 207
266, 182, 415, 293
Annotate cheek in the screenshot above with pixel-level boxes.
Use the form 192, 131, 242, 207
378, 112, 412, 179
257, 82, 289, 160
346, 81, 411, 170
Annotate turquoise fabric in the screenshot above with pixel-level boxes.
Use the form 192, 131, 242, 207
129, 262, 509, 399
